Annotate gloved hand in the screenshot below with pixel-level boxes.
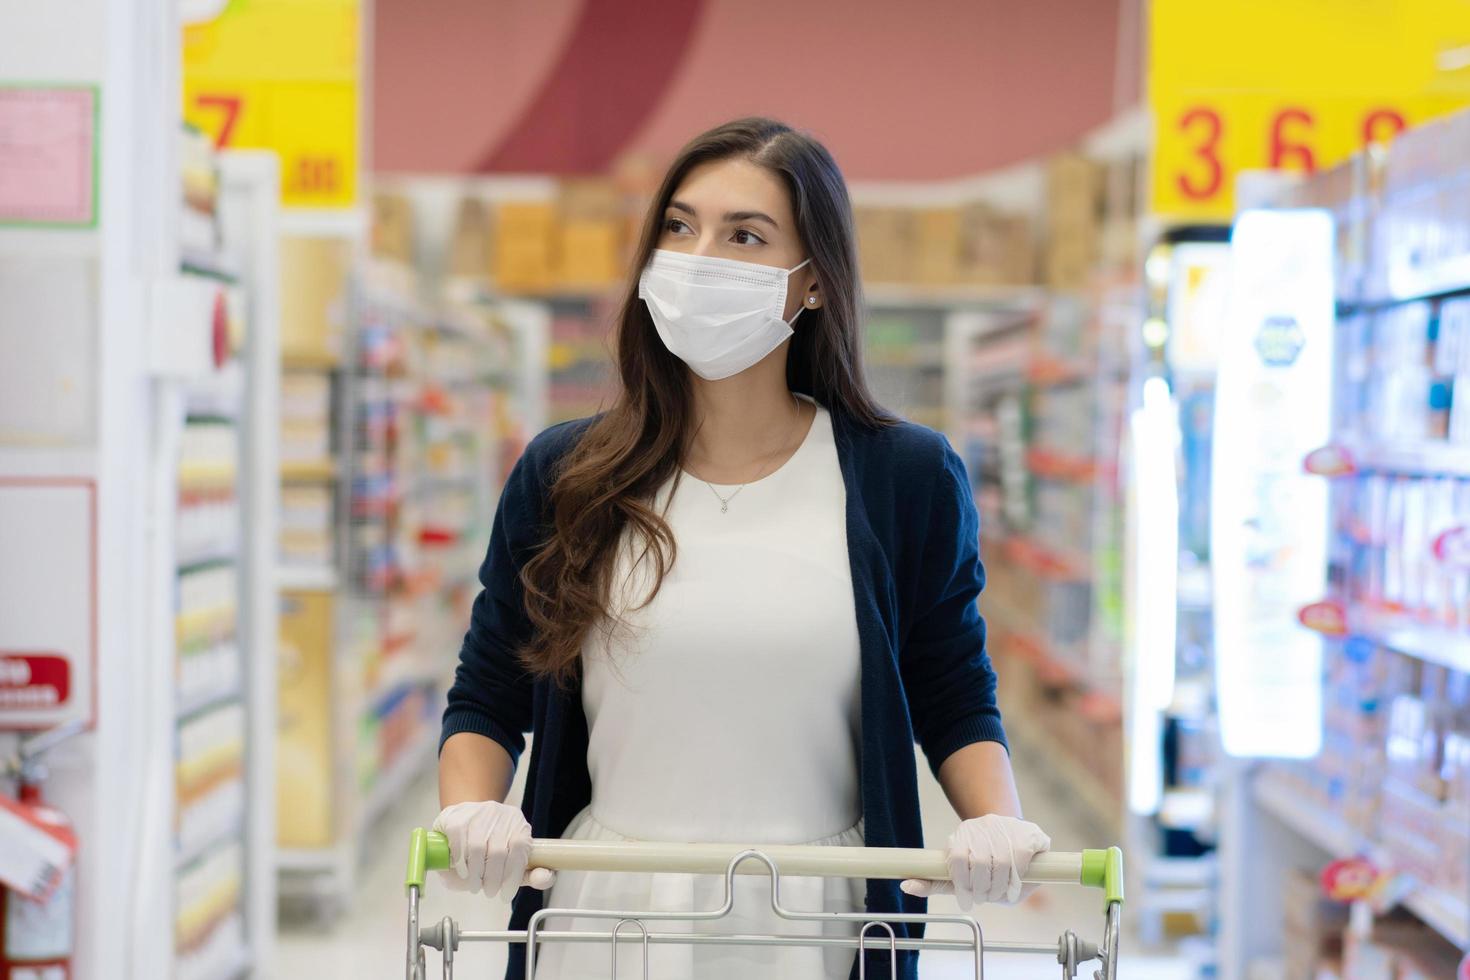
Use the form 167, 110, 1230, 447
432, 800, 557, 899
899, 814, 1051, 910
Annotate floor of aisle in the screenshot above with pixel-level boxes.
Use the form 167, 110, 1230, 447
276, 737, 1195, 979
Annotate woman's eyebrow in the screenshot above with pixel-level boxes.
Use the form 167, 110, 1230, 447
725, 210, 779, 229
666, 200, 779, 230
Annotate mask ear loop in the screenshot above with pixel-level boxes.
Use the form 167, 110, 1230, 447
786, 257, 816, 325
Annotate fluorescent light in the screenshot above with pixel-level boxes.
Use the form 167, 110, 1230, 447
1125, 376, 1180, 814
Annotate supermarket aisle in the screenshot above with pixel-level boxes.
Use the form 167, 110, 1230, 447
275, 739, 1189, 979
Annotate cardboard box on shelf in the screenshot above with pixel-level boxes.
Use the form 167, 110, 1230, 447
280, 236, 351, 363
557, 219, 624, 290
1343, 916, 1464, 980
493, 200, 559, 293
1046, 153, 1103, 228
855, 207, 917, 284
1046, 247, 1096, 291
372, 193, 416, 266
558, 177, 625, 222
913, 207, 963, 285
960, 205, 1035, 285
277, 590, 336, 848
447, 197, 492, 281
1281, 866, 1348, 980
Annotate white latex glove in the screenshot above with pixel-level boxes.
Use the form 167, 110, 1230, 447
432, 801, 556, 899
899, 814, 1051, 910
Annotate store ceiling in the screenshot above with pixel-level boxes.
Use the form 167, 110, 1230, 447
373, 0, 1137, 182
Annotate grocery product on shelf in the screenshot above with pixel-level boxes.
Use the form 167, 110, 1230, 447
548, 297, 618, 424
864, 303, 949, 429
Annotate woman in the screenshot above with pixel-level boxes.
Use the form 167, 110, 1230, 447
435, 117, 1050, 980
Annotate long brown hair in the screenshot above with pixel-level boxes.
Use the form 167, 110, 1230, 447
520, 117, 893, 684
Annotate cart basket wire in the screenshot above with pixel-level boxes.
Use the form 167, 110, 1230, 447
404, 828, 1124, 980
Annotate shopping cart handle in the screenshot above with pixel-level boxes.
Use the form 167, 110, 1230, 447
407, 828, 1123, 906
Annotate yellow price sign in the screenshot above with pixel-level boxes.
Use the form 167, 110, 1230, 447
182, 1, 359, 209
1150, 0, 1470, 220
1152, 95, 1467, 220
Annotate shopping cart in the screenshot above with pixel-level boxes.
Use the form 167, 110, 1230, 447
404, 828, 1124, 980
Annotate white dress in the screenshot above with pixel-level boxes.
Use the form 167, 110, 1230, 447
534, 403, 865, 979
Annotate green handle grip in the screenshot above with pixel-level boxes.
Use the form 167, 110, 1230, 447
406, 828, 452, 893
1079, 846, 1125, 909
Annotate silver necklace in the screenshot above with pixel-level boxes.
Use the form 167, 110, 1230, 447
699, 396, 803, 514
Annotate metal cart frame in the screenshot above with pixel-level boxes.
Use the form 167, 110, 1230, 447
404, 828, 1124, 980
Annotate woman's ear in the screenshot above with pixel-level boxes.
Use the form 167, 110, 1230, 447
802, 278, 823, 310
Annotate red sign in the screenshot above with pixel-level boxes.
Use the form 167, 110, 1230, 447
1303, 444, 1357, 478
1433, 526, 1470, 569
0, 478, 96, 730
1298, 600, 1348, 637
1321, 856, 1380, 902
0, 654, 71, 711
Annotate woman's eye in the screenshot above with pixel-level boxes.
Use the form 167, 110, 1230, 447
732, 229, 766, 246
665, 217, 692, 235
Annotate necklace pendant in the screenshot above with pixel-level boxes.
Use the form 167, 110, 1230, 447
720, 501, 728, 513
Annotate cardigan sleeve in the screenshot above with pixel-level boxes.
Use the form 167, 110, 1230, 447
900, 440, 1008, 776
439, 444, 544, 768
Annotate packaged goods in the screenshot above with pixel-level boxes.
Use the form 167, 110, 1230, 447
914, 207, 963, 284
854, 207, 917, 283
371, 194, 416, 265
958, 204, 1034, 284
556, 178, 626, 288
280, 236, 351, 361
1281, 866, 1348, 980
447, 197, 492, 281
276, 591, 336, 847
493, 200, 559, 293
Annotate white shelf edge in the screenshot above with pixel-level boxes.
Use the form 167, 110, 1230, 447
180, 939, 250, 980
176, 683, 243, 722
277, 565, 338, 590
1254, 771, 1470, 950
175, 816, 245, 873
276, 846, 343, 873
176, 547, 240, 573
1341, 438, 1470, 478
1348, 610, 1470, 674
864, 282, 1046, 309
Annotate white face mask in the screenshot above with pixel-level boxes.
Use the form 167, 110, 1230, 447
638, 249, 813, 381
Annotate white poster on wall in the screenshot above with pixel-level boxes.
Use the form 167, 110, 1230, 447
1211, 209, 1334, 759
0, 480, 96, 730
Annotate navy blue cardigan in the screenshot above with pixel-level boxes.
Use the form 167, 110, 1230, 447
441, 406, 1007, 980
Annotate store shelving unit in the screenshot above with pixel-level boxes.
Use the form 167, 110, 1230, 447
1218, 113, 1470, 978
544, 294, 618, 424
276, 248, 530, 912
954, 289, 1127, 840
1253, 769, 1469, 950
159, 136, 281, 980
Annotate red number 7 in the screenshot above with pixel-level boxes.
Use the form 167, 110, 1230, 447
195, 94, 242, 148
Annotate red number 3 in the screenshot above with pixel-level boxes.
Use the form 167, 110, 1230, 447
1176, 107, 1224, 201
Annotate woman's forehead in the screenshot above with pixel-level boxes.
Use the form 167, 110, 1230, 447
672, 158, 792, 221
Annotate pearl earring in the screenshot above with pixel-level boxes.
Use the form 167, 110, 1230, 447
807, 295, 817, 305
